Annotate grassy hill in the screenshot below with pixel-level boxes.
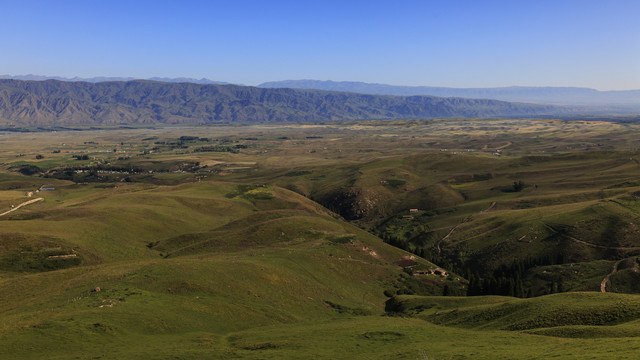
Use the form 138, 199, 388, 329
387, 292, 640, 337
3, 120, 640, 358
0, 174, 467, 358
261, 149, 640, 295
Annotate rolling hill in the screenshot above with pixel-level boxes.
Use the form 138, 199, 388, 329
3, 121, 640, 358
4, 170, 640, 359
0, 176, 460, 358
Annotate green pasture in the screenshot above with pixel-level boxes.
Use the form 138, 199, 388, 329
2, 119, 640, 358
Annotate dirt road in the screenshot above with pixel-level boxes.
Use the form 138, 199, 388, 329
564, 234, 640, 251
0, 197, 44, 217
542, 224, 640, 251
437, 202, 496, 254
601, 259, 625, 292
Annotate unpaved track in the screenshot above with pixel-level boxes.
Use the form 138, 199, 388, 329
601, 259, 625, 292
437, 217, 471, 254
542, 224, 640, 251
481, 201, 497, 213
0, 197, 44, 217
564, 234, 640, 251
482, 142, 512, 151
437, 202, 496, 254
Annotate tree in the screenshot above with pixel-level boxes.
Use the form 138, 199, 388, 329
443, 284, 450, 296
17, 164, 42, 175
557, 276, 565, 293
513, 180, 525, 192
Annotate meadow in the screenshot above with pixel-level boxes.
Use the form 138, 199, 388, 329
2, 118, 640, 358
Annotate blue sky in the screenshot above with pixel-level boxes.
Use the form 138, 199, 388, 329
1, 0, 638, 90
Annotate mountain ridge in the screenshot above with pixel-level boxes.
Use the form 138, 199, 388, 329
0, 79, 570, 126
0, 74, 233, 85
258, 80, 640, 106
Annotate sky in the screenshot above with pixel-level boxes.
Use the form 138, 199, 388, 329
0, 0, 638, 90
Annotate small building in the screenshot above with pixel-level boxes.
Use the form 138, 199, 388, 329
433, 268, 449, 277
412, 268, 449, 277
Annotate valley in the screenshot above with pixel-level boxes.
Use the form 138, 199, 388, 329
2, 118, 640, 358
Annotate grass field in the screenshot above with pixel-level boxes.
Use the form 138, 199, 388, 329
2, 119, 640, 358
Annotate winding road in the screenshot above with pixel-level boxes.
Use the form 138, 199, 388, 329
601, 259, 625, 292
600, 257, 640, 292
436, 202, 496, 254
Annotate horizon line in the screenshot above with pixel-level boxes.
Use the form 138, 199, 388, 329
1, 74, 639, 92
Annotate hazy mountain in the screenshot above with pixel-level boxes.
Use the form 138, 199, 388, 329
0, 79, 573, 126
0, 74, 232, 85
259, 80, 640, 107
147, 77, 232, 85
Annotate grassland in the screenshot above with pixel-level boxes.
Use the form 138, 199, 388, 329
2, 118, 640, 358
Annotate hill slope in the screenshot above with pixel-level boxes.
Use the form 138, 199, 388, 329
5, 123, 640, 358
4, 175, 640, 359
0, 79, 567, 126
0, 177, 460, 358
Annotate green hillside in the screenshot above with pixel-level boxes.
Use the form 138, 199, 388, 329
0, 175, 462, 358
3, 120, 640, 358
259, 147, 640, 296
388, 292, 640, 332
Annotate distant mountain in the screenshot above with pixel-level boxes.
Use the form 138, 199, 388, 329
147, 77, 232, 85
0, 74, 232, 85
259, 80, 640, 107
0, 79, 573, 126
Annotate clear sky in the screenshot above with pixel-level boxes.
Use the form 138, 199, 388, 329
1, 0, 638, 90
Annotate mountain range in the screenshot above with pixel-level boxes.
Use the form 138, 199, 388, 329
259, 80, 640, 107
0, 74, 231, 85
0, 79, 570, 126
3, 75, 638, 107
